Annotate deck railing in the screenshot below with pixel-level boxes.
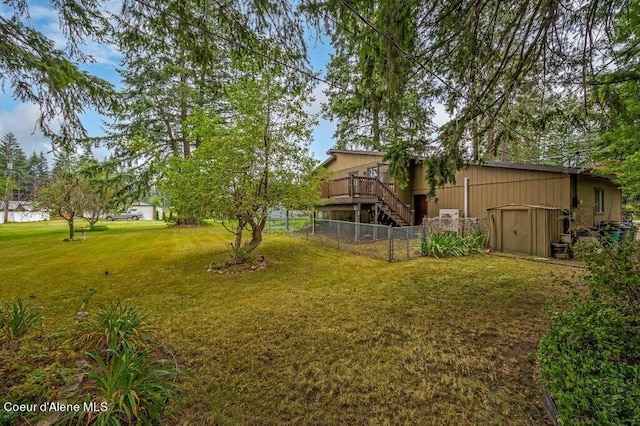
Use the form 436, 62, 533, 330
322, 176, 414, 225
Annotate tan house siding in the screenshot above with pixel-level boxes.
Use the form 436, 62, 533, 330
411, 165, 571, 218
319, 150, 623, 234
323, 152, 384, 179
574, 177, 623, 227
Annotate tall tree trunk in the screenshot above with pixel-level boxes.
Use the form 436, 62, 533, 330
68, 215, 75, 240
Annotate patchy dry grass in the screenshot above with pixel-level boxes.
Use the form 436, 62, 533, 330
0, 220, 572, 424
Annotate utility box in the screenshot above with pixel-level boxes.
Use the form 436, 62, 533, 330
439, 209, 463, 232
487, 204, 565, 257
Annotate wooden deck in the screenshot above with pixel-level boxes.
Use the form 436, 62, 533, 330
320, 176, 414, 226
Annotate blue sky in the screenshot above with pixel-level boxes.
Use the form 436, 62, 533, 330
0, 2, 337, 162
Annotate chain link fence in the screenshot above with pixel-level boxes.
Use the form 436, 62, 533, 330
267, 216, 487, 262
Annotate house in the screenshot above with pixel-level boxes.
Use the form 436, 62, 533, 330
318, 149, 623, 256
0, 201, 50, 224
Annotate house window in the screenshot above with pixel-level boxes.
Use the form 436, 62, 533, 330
595, 189, 605, 214
367, 167, 378, 178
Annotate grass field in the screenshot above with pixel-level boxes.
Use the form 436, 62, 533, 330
0, 220, 571, 424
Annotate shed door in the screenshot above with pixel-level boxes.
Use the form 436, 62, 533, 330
502, 210, 530, 254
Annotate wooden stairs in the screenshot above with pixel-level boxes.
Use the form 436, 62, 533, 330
322, 176, 414, 227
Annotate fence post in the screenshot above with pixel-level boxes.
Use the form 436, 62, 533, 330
286, 210, 290, 232
337, 221, 341, 250
387, 225, 393, 262
311, 213, 315, 235
406, 227, 410, 259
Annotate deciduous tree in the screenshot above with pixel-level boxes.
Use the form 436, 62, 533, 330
162, 66, 323, 262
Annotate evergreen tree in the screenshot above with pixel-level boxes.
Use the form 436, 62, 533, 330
315, 0, 634, 192
0, 0, 115, 148
109, 0, 311, 220
25, 152, 48, 199
0, 132, 28, 201
316, 0, 435, 187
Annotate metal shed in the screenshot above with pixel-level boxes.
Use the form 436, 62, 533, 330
487, 204, 565, 258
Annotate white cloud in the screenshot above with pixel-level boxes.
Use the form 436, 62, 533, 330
27, 4, 122, 67
28, 5, 59, 22
433, 103, 452, 126
0, 102, 113, 160
0, 103, 55, 156
308, 82, 329, 116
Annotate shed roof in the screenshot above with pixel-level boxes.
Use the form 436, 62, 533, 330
487, 204, 565, 211
0, 201, 37, 211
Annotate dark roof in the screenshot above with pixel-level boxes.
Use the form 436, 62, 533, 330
321, 149, 601, 177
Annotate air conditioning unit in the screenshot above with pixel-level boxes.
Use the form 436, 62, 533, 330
439, 209, 463, 231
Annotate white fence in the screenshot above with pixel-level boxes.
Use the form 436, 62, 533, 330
0, 211, 50, 224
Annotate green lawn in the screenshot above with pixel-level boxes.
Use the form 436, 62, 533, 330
0, 220, 569, 424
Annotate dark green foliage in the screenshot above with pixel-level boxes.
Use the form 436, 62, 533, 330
538, 240, 640, 424
0, 132, 30, 200
0, 410, 20, 426
538, 301, 640, 424
579, 240, 640, 312
421, 231, 486, 258
0, 1, 114, 147
0, 298, 42, 343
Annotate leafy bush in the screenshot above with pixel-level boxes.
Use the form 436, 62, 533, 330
538, 240, 640, 424
421, 231, 486, 258
0, 298, 42, 343
578, 239, 640, 312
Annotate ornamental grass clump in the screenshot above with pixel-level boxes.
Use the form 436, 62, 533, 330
538, 239, 640, 424
82, 300, 148, 357
421, 231, 486, 258
73, 347, 184, 425
71, 300, 184, 425
0, 298, 42, 344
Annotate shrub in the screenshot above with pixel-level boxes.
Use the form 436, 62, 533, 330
538, 240, 640, 424
421, 231, 486, 258
0, 298, 42, 343
577, 239, 640, 312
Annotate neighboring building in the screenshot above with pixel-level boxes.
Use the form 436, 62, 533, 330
0, 201, 50, 224
129, 203, 159, 221
318, 149, 623, 244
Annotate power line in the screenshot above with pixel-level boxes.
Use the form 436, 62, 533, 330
336, 0, 535, 144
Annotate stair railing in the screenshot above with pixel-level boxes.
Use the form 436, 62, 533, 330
322, 176, 414, 225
